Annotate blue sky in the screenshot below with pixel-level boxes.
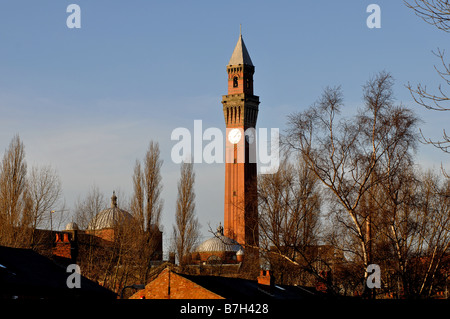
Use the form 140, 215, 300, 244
0, 1, 449, 245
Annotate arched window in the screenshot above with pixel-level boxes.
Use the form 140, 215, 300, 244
233, 76, 238, 88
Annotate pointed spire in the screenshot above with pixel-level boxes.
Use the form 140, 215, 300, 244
228, 26, 253, 66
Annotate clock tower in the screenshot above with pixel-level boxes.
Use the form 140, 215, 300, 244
221, 32, 259, 248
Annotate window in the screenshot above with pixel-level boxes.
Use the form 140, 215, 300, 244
233, 76, 238, 88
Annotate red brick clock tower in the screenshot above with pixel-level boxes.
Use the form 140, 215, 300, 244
221, 32, 259, 248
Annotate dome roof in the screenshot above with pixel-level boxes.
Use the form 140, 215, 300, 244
65, 222, 79, 231
196, 225, 242, 253
87, 191, 133, 230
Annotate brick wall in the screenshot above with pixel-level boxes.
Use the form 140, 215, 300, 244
130, 268, 224, 299
257, 270, 273, 286
85, 228, 115, 242
53, 232, 72, 260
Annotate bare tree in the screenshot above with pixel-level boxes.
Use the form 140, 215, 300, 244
25, 164, 64, 251
172, 161, 200, 267
405, 0, 450, 154
373, 168, 450, 298
99, 202, 137, 293
28, 165, 63, 226
409, 171, 450, 297
130, 141, 164, 283
131, 160, 145, 231
285, 72, 419, 295
143, 141, 163, 232
0, 135, 65, 250
257, 152, 323, 285
405, 0, 450, 32
73, 185, 107, 279
0, 135, 29, 247
74, 185, 106, 231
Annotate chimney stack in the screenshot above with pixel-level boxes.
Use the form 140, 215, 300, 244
257, 269, 274, 286
53, 231, 77, 263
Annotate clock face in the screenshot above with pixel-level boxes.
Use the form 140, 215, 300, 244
228, 128, 242, 144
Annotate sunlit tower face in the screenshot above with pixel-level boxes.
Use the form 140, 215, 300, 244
221, 33, 259, 247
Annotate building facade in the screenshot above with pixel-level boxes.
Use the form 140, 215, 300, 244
221, 32, 259, 248
193, 32, 260, 266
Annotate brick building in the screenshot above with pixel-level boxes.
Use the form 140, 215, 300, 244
53, 191, 163, 263
193, 31, 259, 268
192, 224, 243, 265
87, 191, 147, 243
221, 30, 259, 248
129, 266, 323, 299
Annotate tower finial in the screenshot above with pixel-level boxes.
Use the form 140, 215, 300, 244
240, 24, 242, 37
111, 190, 117, 208
217, 223, 224, 236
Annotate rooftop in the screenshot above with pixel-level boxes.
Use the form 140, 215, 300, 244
196, 225, 242, 253
178, 272, 322, 299
0, 245, 116, 299
228, 33, 253, 66
87, 191, 133, 230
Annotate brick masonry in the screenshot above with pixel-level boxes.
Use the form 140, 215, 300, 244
130, 268, 224, 299
221, 43, 259, 248
53, 232, 72, 260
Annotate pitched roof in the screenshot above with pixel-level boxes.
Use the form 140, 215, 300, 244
228, 35, 253, 66
0, 245, 116, 299
177, 273, 323, 300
